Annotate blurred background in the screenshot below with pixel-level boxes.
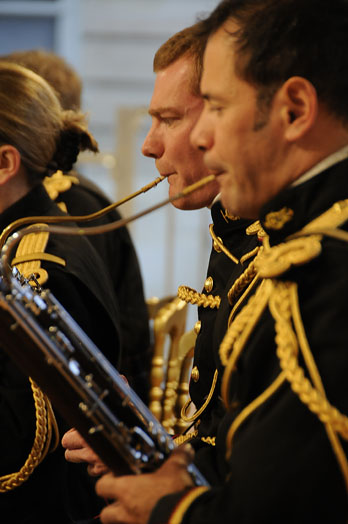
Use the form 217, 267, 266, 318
0, 0, 218, 328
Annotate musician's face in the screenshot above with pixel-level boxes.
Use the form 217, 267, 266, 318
191, 22, 290, 219
142, 56, 219, 209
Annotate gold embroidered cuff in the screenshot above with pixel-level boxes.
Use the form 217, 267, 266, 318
169, 487, 210, 524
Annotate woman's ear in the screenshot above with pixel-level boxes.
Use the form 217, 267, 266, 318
0, 145, 21, 186
278, 76, 318, 142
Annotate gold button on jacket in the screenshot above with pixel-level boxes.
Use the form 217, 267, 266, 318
194, 320, 201, 334
191, 366, 200, 382
204, 276, 214, 293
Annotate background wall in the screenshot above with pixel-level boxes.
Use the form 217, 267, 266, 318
0, 0, 219, 328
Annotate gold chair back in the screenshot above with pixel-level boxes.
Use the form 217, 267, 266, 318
173, 328, 197, 434
147, 296, 195, 434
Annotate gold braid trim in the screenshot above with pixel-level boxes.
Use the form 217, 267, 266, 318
174, 432, 215, 447
220, 279, 272, 368
225, 372, 287, 460
43, 170, 79, 200
221, 203, 348, 489
301, 199, 348, 234
270, 280, 348, 490
227, 247, 263, 306
245, 220, 267, 240
201, 436, 216, 446
12, 227, 50, 286
222, 265, 290, 458
181, 370, 218, 423
223, 278, 348, 490
12, 252, 66, 267
45, 394, 60, 452
228, 274, 260, 330
0, 379, 59, 492
255, 235, 323, 279
174, 431, 198, 446
177, 285, 221, 310
270, 281, 348, 439
289, 282, 348, 491
2, 229, 61, 491
209, 224, 239, 264
239, 246, 260, 265
169, 487, 210, 524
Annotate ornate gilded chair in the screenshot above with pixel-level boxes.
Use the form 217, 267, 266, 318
172, 328, 197, 434
147, 296, 196, 434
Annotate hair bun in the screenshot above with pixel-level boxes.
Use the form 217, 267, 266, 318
46, 110, 98, 175
52, 129, 80, 173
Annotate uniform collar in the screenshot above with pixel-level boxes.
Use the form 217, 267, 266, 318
0, 183, 62, 234
291, 145, 348, 188
208, 192, 221, 209
260, 155, 348, 245
210, 200, 253, 236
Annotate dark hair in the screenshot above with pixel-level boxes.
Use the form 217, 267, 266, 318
0, 49, 82, 110
0, 62, 97, 184
153, 22, 208, 95
199, 0, 348, 122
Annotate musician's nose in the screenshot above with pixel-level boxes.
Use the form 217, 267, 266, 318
142, 126, 164, 159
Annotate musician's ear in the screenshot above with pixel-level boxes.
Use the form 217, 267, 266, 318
0, 145, 21, 186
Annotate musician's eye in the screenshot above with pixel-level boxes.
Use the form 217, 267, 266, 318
161, 117, 179, 126
209, 105, 224, 114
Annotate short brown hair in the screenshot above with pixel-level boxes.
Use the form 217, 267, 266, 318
153, 22, 207, 95
0, 62, 97, 184
0, 49, 82, 110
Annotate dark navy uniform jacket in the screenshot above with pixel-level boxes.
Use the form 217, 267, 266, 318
0, 183, 121, 523
179, 201, 260, 483
150, 158, 348, 523
48, 173, 151, 402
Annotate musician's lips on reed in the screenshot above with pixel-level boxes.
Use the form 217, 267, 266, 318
161, 171, 218, 179
0, 173, 217, 285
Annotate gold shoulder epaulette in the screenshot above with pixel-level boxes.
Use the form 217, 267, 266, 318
255, 235, 322, 278
255, 198, 348, 278
301, 198, 348, 235
11, 224, 65, 286
0, 186, 71, 492
43, 170, 79, 201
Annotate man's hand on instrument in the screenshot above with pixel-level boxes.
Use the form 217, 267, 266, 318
61, 427, 109, 476
95, 444, 195, 524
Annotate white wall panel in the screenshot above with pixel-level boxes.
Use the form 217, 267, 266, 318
0, 0, 221, 326
77, 0, 220, 321
82, 0, 218, 36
